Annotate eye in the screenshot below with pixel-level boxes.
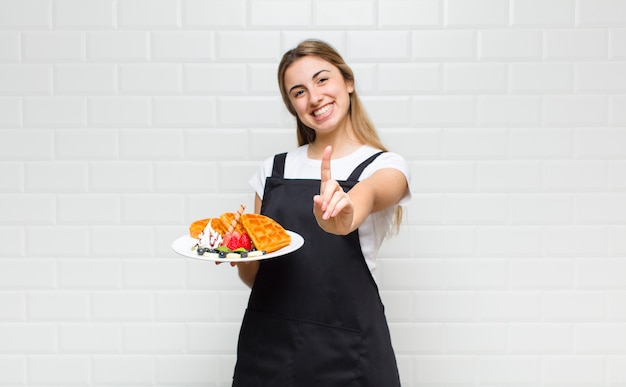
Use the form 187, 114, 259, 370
293, 89, 305, 98
317, 77, 328, 84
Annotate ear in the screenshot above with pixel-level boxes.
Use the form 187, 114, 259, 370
346, 79, 354, 94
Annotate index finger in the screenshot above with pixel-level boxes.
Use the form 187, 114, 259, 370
320, 145, 333, 183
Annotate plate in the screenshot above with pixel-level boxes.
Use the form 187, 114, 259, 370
171, 230, 304, 262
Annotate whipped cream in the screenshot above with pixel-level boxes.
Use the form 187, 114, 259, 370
198, 219, 222, 249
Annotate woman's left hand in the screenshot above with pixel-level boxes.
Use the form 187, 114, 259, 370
313, 146, 354, 235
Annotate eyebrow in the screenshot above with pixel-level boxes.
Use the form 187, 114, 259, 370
288, 69, 330, 95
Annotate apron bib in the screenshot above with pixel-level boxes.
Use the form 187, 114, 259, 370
233, 152, 401, 387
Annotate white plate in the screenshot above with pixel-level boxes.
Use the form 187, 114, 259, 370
171, 230, 304, 262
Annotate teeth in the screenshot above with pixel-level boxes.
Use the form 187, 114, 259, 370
313, 104, 331, 117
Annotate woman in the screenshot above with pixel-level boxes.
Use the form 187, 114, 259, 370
233, 39, 411, 386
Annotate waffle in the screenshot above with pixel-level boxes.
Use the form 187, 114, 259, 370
189, 217, 222, 239
241, 213, 291, 253
219, 212, 246, 235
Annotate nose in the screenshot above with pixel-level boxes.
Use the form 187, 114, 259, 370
309, 90, 323, 106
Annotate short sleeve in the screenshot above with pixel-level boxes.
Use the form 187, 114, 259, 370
362, 151, 412, 206
248, 155, 275, 199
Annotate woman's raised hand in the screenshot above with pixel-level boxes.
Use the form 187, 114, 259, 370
313, 146, 354, 235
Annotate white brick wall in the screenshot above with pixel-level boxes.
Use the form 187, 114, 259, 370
0, 0, 625, 386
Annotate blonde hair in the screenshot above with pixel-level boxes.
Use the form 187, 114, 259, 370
277, 39, 403, 233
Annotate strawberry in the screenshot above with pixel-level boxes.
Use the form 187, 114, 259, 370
221, 233, 232, 248
239, 233, 252, 251
227, 233, 240, 251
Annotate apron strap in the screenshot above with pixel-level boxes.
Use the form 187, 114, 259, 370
271, 152, 287, 178
346, 151, 384, 182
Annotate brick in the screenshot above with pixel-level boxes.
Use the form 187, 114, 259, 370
414, 355, 475, 384
89, 97, 150, 127
121, 194, 185, 223
509, 323, 571, 352
123, 259, 185, 289
153, 97, 216, 127
389, 323, 443, 353
0, 162, 22, 193
59, 323, 120, 353
510, 128, 573, 159
0, 292, 25, 321
543, 161, 607, 192
183, 0, 245, 28
612, 95, 626, 124
58, 259, 122, 289
0, 356, 25, 384
510, 63, 574, 92
478, 96, 541, 126
609, 227, 626, 257
445, 323, 508, 353
544, 95, 608, 126
122, 323, 185, 352
184, 64, 246, 94
446, 0, 508, 26
544, 29, 608, 59
576, 127, 626, 159
28, 356, 90, 385
379, 128, 442, 160
412, 292, 475, 322
22, 32, 84, 62
55, 128, 118, 160
90, 226, 154, 257
0, 64, 52, 95
412, 96, 476, 126
479, 30, 542, 60
575, 323, 626, 353
413, 30, 476, 60
0, 32, 19, 62
543, 356, 605, 385
313, 0, 375, 27
0, 259, 56, 289
87, 31, 150, 61
608, 356, 626, 384
378, 259, 443, 289
54, 64, 117, 95
56, 194, 120, 224
379, 0, 440, 27
444, 128, 507, 159
476, 226, 542, 257
215, 162, 259, 193
511, 259, 573, 289
186, 258, 248, 290
444, 259, 509, 289
610, 162, 626, 191
154, 163, 217, 193
217, 291, 249, 322
413, 226, 475, 258
412, 161, 475, 192
24, 97, 86, 127
444, 63, 507, 93
217, 97, 282, 127
608, 292, 626, 320
611, 29, 626, 59
348, 31, 411, 60
511, 0, 574, 26
0, 97, 21, 127
543, 226, 607, 257
0, 226, 24, 257
92, 355, 155, 385
542, 291, 606, 321
119, 64, 181, 94
27, 291, 89, 321
156, 355, 217, 385
152, 31, 213, 61
118, 0, 180, 28
89, 162, 153, 192
577, 63, 626, 92
0, 0, 51, 28
0, 323, 56, 352
54, 0, 115, 28
186, 323, 240, 353
92, 291, 154, 321
576, 194, 626, 225
578, 0, 626, 26
248, 63, 281, 94
478, 356, 541, 384
0, 195, 54, 225
577, 259, 626, 289
26, 226, 89, 257
442, 194, 507, 224
185, 129, 251, 161
379, 63, 440, 93
478, 161, 542, 193
249, 0, 311, 27
380, 291, 413, 322
477, 292, 541, 322
362, 97, 411, 127
216, 31, 281, 61
120, 128, 182, 160
508, 194, 572, 224
24, 162, 88, 193
156, 291, 218, 321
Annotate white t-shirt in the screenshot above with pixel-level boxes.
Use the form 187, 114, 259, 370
249, 144, 412, 275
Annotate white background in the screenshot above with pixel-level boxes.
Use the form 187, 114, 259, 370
1, 0, 626, 386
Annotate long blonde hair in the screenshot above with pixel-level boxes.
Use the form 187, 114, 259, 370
277, 39, 403, 233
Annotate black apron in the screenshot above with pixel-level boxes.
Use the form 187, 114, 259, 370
233, 151, 401, 387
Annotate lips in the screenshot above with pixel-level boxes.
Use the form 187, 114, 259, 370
312, 103, 333, 118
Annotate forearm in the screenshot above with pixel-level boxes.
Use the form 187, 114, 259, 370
237, 261, 260, 289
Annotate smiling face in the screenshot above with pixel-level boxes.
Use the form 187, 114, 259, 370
283, 56, 355, 139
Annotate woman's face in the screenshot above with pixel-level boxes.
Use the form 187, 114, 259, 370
283, 56, 354, 137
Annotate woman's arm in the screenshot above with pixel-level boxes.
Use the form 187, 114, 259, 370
313, 146, 408, 236
236, 194, 262, 288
